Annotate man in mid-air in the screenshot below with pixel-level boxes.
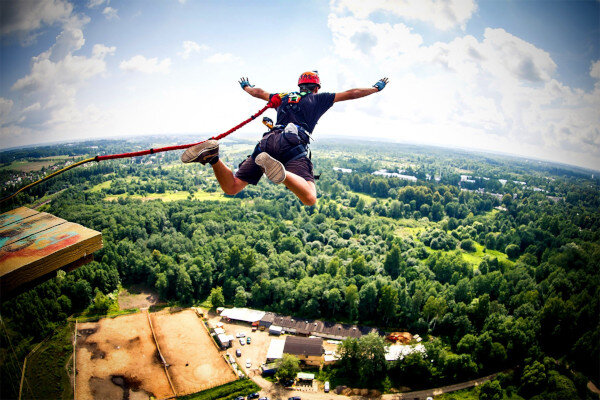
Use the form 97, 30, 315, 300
182, 71, 388, 205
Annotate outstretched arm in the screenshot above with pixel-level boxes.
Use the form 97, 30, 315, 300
239, 77, 270, 101
334, 77, 389, 103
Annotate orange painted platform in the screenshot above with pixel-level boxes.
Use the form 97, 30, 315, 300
0, 207, 102, 299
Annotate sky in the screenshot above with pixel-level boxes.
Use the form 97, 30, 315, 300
0, 0, 599, 170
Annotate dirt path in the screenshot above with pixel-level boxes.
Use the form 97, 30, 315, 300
251, 371, 503, 400
382, 372, 500, 399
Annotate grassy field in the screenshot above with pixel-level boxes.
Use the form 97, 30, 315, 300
179, 379, 260, 400
104, 189, 228, 202
459, 242, 513, 267
0, 156, 74, 172
86, 180, 113, 192
22, 323, 74, 400
348, 190, 378, 205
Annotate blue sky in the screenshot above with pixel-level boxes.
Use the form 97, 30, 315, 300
1, 0, 599, 169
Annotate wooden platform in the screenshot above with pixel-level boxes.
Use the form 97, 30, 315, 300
0, 207, 102, 299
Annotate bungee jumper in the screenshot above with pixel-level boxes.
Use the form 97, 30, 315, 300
0, 72, 387, 205
181, 72, 389, 205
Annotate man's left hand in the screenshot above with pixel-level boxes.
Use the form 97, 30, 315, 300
239, 77, 254, 90
373, 77, 389, 91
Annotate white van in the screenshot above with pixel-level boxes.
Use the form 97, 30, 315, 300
324, 382, 330, 393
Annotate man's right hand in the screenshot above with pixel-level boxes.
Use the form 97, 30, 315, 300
239, 77, 254, 90
373, 77, 389, 91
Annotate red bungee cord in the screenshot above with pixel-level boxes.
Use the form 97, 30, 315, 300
1, 96, 281, 203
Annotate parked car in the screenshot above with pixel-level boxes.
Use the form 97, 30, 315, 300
236, 332, 246, 338
246, 359, 252, 368
258, 397, 268, 400
246, 336, 252, 344
287, 397, 301, 400
235, 397, 244, 400
247, 392, 259, 399
236, 349, 241, 357
239, 338, 245, 345
324, 381, 330, 393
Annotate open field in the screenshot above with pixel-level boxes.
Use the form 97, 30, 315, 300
460, 242, 513, 267
103, 190, 229, 202
151, 309, 237, 396
75, 312, 174, 400
118, 286, 162, 310
1, 160, 61, 172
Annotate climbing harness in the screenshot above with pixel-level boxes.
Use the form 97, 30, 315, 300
0, 96, 282, 204
250, 122, 312, 166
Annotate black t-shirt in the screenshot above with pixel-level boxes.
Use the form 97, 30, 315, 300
269, 92, 335, 133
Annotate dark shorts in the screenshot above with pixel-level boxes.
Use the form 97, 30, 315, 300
235, 131, 314, 185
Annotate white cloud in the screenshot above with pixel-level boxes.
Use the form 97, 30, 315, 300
0, 0, 73, 38
331, 0, 477, 30
6, 1, 115, 137
328, 14, 423, 61
102, 6, 118, 20
179, 40, 209, 59
119, 55, 172, 74
591, 60, 600, 80
88, 0, 107, 8
206, 52, 240, 64
22, 102, 42, 113
323, 4, 600, 169
0, 98, 13, 120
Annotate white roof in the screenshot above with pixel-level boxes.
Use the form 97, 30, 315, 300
221, 308, 265, 323
217, 333, 233, 343
214, 327, 226, 335
266, 339, 285, 360
269, 325, 283, 332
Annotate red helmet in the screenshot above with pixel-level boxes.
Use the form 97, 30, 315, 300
298, 71, 321, 88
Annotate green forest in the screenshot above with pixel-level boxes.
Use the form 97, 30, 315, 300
1, 137, 598, 399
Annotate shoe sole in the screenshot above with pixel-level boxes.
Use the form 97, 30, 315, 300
181, 140, 218, 163
255, 153, 286, 184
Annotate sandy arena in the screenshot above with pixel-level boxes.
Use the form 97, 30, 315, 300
75, 312, 173, 400
76, 309, 237, 400
150, 309, 237, 396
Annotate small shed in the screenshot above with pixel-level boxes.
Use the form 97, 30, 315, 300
217, 333, 234, 349
269, 325, 283, 336
297, 372, 315, 381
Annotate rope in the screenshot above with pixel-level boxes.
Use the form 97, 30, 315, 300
1, 99, 278, 204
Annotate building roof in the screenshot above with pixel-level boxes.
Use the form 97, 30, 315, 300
259, 312, 378, 340
221, 308, 265, 323
283, 336, 323, 358
266, 339, 285, 360
297, 372, 315, 380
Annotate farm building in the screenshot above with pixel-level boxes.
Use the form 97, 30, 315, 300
259, 312, 378, 340
266, 338, 285, 362
220, 308, 265, 324
283, 336, 324, 366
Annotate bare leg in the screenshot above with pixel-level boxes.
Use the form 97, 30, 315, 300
211, 160, 248, 195
283, 172, 317, 206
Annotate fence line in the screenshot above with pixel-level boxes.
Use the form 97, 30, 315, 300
146, 310, 177, 398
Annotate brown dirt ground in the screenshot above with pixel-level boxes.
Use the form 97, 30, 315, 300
118, 286, 161, 310
75, 312, 174, 400
151, 309, 237, 396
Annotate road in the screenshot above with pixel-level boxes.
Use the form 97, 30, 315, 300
251, 371, 502, 400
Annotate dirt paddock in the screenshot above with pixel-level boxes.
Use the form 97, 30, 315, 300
151, 309, 237, 395
76, 309, 237, 400
75, 312, 173, 400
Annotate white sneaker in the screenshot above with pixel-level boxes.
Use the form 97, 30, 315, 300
255, 152, 286, 184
